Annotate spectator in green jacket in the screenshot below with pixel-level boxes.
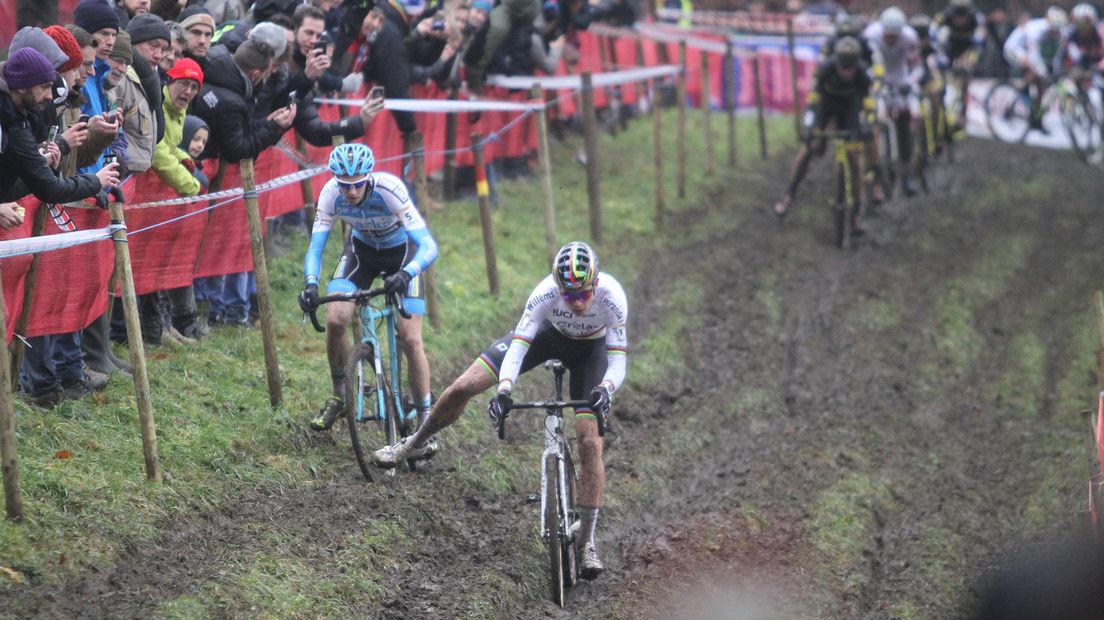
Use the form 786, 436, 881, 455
152, 57, 203, 196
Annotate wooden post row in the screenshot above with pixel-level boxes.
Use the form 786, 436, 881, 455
786, 18, 803, 143
296, 134, 317, 237
677, 40, 688, 199
408, 133, 441, 329
652, 78, 665, 230
470, 132, 500, 297
9, 206, 47, 389
580, 72, 603, 245
726, 41, 737, 167
0, 263, 23, 521
532, 84, 558, 264
752, 51, 768, 160
108, 200, 162, 483
1094, 290, 1104, 388
239, 159, 283, 408
701, 49, 714, 175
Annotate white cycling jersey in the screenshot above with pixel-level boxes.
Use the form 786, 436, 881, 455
497, 273, 628, 393
863, 21, 924, 86
1004, 18, 1063, 76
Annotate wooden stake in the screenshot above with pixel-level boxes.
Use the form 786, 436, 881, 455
240, 159, 283, 408
677, 40, 688, 199
701, 50, 714, 175
444, 89, 459, 200
580, 72, 603, 245
9, 204, 47, 389
726, 41, 737, 167
752, 51, 768, 159
408, 133, 441, 329
470, 132, 500, 296
532, 84, 558, 264
0, 263, 23, 521
787, 18, 802, 143
296, 134, 317, 237
108, 201, 162, 483
1094, 291, 1104, 388
652, 78, 665, 230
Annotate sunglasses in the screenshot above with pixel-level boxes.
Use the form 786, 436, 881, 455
561, 289, 594, 303
336, 175, 371, 190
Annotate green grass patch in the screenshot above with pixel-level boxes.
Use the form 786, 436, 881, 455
808, 472, 897, 592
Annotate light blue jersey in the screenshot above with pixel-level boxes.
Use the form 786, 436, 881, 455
304, 172, 438, 285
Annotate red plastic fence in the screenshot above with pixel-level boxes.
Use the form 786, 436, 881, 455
0, 28, 816, 342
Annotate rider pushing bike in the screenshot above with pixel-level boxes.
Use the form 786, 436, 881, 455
299, 144, 439, 440
373, 241, 628, 580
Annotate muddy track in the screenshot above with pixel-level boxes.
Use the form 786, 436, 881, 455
9, 140, 1103, 618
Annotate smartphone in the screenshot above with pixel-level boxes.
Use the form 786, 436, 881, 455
78, 114, 90, 124
431, 20, 446, 31
317, 32, 331, 49
47, 125, 58, 143
103, 153, 118, 167
288, 91, 300, 107
370, 85, 385, 100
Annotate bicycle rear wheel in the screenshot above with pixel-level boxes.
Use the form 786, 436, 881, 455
544, 453, 566, 607
985, 82, 1031, 144
345, 343, 399, 481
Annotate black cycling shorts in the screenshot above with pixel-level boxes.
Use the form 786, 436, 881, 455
478, 321, 607, 402
331, 236, 425, 314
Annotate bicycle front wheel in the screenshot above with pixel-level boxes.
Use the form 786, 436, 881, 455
544, 453, 567, 607
561, 452, 579, 588
345, 343, 400, 481
835, 160, 852, 250
985, 82, 1031, 144
1065, 92, 1103, 164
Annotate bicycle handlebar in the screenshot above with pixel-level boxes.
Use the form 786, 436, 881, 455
498, 399, 603, 439
305, 287, 411, 333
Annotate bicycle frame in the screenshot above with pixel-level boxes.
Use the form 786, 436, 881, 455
309, 287, 415, 430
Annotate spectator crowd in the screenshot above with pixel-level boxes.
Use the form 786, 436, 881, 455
0, 0, 639, 410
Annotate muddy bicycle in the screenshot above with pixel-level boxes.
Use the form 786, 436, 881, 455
308, 285, 418, 481
496, 360, 597, 607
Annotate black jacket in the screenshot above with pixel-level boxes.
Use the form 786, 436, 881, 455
256, 67, 366, 147
191, 52, 286, 163
363, 2, 416, 135
0, 75, 101, 203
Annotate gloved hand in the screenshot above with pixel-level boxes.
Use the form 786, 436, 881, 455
384, 270, 411, 296
488, 390, 512, 426
194, 168, 209, 191
94, 190, 109, 210
181, 157, 196, 173
298, 283, 319, 313
589, 385, 611, 419
107, 185, 126, 205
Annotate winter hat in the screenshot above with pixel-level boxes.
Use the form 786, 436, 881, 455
178, 7, 216, 32
109, 31, 133, 64
44, 26, 84, 73
9, 27, 69, 71
470, 0, 494, 12
4, 48, 58, 90
65, 25, 94, 50
180, 115, 209, 150
166, 57, 204, 88
74, 0, 121, 34
248, 22, 288, 58
126, 13, 172, 45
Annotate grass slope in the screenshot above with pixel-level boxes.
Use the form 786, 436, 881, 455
0, 108, 792, 611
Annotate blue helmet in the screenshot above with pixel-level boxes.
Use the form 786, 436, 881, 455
329, 143, 375, 177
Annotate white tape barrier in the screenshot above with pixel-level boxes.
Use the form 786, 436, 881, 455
127, 166, 327, 209
632, 24, 730, 55
487, 64, 680, 90
316, 97, 545, 112
0, 224, 124, 260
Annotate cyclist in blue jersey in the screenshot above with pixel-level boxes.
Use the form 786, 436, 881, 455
299, 143, 439, 437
